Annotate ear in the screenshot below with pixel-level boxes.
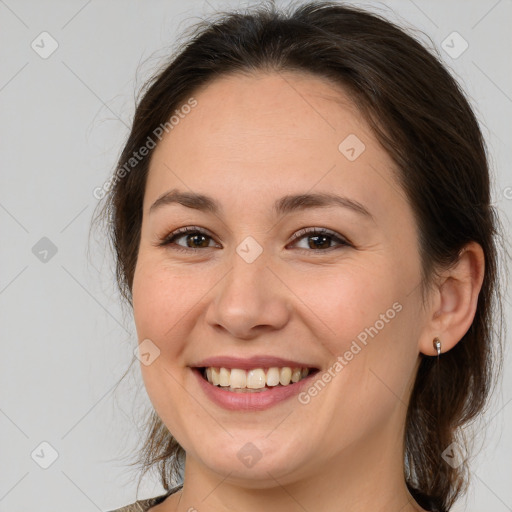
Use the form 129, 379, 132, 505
419, 241, 485, 356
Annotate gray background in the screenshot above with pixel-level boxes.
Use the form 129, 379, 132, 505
0, 0, 510, 511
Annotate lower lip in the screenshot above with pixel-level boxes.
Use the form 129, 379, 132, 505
192, 368, 317, 411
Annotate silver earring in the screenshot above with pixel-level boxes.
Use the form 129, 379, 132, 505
433, 337, 442, 356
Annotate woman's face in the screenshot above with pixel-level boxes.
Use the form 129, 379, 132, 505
132, 71, 428, 486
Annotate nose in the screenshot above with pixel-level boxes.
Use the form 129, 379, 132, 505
204, 250, 291, 340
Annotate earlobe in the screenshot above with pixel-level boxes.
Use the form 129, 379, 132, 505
419, 241, 485, 356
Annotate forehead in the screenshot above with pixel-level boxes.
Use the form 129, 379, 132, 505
145, 70, 406, 224
156, 70, 369, 158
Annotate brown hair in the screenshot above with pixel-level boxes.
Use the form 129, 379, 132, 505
95, 2, 506, 510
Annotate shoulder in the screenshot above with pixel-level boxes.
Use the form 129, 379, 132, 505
106, 483, 183, 512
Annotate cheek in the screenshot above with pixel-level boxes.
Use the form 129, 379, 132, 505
291, 260, 418, 407
132, 265, 162, 342
132, 260, 198, 437
132, 257, 196, 346
293, 266, 416, 454
131, 255, 226, 385
290, 261, 401, 351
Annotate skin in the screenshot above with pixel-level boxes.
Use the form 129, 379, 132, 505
131, 71, 485, 512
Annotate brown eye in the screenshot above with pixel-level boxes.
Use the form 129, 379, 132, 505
159, 226, 219, 252
180, 232, 210, 248
289, 227, 352, 252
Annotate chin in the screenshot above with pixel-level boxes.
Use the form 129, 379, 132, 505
191, 437, 310, 485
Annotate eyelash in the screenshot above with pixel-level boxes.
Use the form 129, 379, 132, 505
157, 226, 352, 254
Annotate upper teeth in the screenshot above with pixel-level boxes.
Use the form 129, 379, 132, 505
205, 367, 310, 389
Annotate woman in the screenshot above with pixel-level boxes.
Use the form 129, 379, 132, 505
100, 1, 505, 511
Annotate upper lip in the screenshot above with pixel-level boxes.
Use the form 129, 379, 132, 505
191, 355, 319, 371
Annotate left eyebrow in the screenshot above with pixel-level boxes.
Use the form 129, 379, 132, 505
149, 188, 374, 221
273, 192, 374, 221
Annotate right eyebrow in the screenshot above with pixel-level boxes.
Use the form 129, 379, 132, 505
149, 189, 219, 215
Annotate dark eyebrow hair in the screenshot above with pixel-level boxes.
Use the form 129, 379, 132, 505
149, 188, 374, 220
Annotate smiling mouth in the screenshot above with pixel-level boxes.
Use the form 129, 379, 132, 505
198, 366, 319, 393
